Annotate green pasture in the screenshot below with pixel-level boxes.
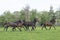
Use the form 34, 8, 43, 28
0, 27, 60, 40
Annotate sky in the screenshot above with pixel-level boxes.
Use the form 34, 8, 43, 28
0, 0, 60, 15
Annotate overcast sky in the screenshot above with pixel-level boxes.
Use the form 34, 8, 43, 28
0, 0, 60, 15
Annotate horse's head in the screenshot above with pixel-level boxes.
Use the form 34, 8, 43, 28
33, 18, 39, 22
50, 16, 56, 24
33, 18, 39, 23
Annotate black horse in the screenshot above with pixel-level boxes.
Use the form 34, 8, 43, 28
4, 20, 24, 31
23, 18, 38, 31
41, 16, 56, 30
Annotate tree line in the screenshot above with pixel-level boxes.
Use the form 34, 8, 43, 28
0, 6, 60, 27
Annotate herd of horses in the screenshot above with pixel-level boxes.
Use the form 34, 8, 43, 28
3, 17, 56, 31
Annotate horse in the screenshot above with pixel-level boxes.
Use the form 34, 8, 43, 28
4, 20, 24, 31
41, 16, 56, 30
23, 18, 38, 31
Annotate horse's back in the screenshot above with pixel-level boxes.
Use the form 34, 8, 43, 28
44, 22, 53, 26
4, 22, 17, 27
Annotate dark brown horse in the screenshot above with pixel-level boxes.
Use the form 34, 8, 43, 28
23, 18, 38, 31
41, 16, 56, 30
4, 20, 24, 31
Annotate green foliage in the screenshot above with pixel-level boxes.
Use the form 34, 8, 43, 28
49, 6, 55, 19
30, 9, 37, 21
20, 10, 25, 20
40, 11, 49, 23
0, 6, 58, 26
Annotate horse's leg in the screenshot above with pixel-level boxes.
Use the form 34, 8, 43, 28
4, 25, 6, 31
34, 25, 36, 30
12, 27, 16, 31
6, 27, 8, 31
19, 27, 22, 31
41, 25, 45, 30
17, 27, 22, 31
4, 25, 8, 31
14, 28, 16, 31
26, 26, 29, 31
31, 26, 34, 31
41, 26, 44, 30
34, 25, 36, 29
24, 26, 27, 31
23, 26, 26, 31
49, 26, 51, 30
27, 26, 29, 30
44, 26, 47, 30
53, 25, 56, 30
23, 26, 26, 30
25, 26, 29, 31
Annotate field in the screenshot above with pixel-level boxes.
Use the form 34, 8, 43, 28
0, 27, 60, 40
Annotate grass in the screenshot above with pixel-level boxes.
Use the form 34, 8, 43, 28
0, 26, 60, 40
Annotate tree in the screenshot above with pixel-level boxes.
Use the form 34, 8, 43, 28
40, 11, 49, 23
20, 10, 25, 20
30, 9, 37, 21
48, 6, 55, 20
13, 11, 20, 20
55, 8, 60, 22
24, 5, 30, 21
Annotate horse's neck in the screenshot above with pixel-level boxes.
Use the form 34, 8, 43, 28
50, 19, 56, 24
32, 20, 36, 24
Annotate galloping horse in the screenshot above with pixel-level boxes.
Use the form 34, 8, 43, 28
41, 16, 56, 30
4, 20, 24, 31
23, 18, 38, 31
